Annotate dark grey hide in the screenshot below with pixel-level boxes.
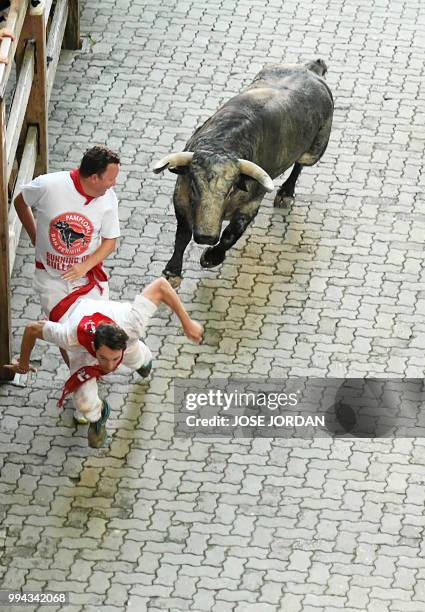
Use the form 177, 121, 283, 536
153, 59, 333, 284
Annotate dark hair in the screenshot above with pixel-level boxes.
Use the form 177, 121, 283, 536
94, 323, 128, 351
79, 145, 120, 178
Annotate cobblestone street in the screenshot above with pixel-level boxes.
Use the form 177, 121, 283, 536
1, 0, 425, 610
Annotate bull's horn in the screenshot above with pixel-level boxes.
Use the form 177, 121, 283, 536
238, 159, 274, 192
152, 152, 194, 174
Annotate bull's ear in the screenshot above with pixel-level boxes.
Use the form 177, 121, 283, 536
236, 174, 251, 191
169, 166, 190, 175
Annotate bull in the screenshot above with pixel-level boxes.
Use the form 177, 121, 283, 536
153, 59, 333, 285
54, 221, 87, 250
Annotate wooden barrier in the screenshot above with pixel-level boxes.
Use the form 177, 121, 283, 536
0, 0, 80, 379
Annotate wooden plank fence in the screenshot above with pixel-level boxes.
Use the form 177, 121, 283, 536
0, 0, 80, 380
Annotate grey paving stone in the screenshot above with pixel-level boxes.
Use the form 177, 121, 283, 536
1, 0, 425, 611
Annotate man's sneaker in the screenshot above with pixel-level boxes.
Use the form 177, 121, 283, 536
136, 360, 152, 379
87, 400, 111, 448
73, 411, 89, 425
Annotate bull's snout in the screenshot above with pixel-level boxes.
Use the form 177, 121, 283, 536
193, 231, 219, 246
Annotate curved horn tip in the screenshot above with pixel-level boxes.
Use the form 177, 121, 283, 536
152, 159, 169, 174
264, 178, 275, 192
238, 158, 274, 192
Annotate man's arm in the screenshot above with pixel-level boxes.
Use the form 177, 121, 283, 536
14, 193, 36, 246
61, 237, 117, 281
143, 278, 203, 343
3, 321, 46, 374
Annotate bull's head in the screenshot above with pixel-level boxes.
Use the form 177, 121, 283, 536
153, 151, 274, 245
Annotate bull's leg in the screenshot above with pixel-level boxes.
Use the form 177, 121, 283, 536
301, 116, 333, 165
200, 212, 255, 269
273, 162, 302, 208
163, 212, 192, 288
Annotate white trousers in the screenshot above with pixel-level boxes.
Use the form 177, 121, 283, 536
33, 268, 109, 322
69, 340, 153, 422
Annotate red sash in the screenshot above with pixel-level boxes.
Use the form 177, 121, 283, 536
57, 312, 123, 408
50, 262, 108, 322
70, 168, 95, 205
35, 260, 109, 323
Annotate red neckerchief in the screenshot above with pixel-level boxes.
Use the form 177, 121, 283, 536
58, 365, 105, 407
77, 312, 119, 356
48, 263, 108, 323
70, 168, 94, 205
57, 312, 124, 408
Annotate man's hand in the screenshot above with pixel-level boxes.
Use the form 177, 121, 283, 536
61, 262, 88, 281
183, 320, 203, 344
4, 358, 37, 375
0, 29, 15, 65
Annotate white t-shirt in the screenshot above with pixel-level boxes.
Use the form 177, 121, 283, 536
42, 295, 157, 353
20, 171, 120, 275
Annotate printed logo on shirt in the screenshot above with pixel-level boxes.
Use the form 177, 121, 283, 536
77, 368, 92, 383
82, 319, 97, 335
49, 213, 94, 256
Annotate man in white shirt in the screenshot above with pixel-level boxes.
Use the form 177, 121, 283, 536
5, 278, 203, 448
14, 145, 121, 323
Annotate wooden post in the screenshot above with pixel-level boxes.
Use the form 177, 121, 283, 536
0, 99, 13, 380
46, 0, 68, 102
7, 42, 36, 179
21, 1, 48, 177
63, 0, 81, 50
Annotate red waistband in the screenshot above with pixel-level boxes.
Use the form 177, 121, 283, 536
35, 260, 108, 322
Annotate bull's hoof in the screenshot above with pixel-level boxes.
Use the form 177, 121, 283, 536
273, 194, 294, 208
163, 272, 183, 289
200, 247, 225, 268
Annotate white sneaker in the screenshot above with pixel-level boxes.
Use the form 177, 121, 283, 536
73, 411, 89, 425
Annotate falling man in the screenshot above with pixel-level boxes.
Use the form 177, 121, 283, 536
5, 278, 203, 448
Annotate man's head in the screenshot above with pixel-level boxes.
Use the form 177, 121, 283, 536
79, 145, 120, 197
94, 323, 128, 373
